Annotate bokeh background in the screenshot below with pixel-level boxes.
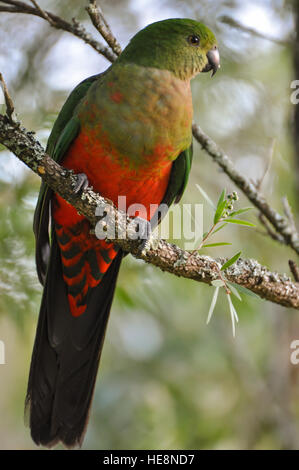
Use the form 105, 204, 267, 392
0, 0, 299, 450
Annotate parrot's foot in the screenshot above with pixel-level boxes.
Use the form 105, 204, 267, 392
130, 216, 159, 256
73, 173, 90, 194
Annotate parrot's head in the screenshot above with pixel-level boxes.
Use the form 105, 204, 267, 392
118, 18, 220, 80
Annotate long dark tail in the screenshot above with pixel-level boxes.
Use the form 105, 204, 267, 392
26, 234, 123, 448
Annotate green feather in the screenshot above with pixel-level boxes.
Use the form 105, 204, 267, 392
161, 143, 193, 208
52, 117, 80, 162
46, 74, 102, 156
150, 143, 193, 228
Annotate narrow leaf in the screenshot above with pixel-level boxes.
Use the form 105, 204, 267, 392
214, 199, 227, 224
229, 208, 253, 217
212, 223, 228, 235
225, 218, 256, 227
216, 189, 226, 210
221, 251, 242, 271
207, 287, 220, 324
227, 282, 242, 301
228, 283, 261, 300
203, 242, 232, 248
227, 293, 239, 337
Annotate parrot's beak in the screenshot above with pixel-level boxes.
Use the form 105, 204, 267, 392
202, 47, 220, 77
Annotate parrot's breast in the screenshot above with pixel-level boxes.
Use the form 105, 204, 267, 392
77, 63, 193, 164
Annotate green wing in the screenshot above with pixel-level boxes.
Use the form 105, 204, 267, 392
34, 73, 102, 284
168, 143, 193, 205
155, 143, 193, 225
47, 78, 98, 156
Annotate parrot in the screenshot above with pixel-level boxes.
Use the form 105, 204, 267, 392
26, 18, 220, 448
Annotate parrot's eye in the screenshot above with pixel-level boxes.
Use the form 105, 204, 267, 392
187, 35, 200, 46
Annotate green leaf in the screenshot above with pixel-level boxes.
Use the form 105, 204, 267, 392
214, 199, 227, 225
228, 283, 261, 300
227, 293, 239, 337
206, 286, 220, 324
214, 190, 227, 224
216, 189, 226, 209
212, 223, 228, 235
229, 208, 253, 217
225, 218, 256, 227
221, 251, 242, 271
203, 242, 232, 248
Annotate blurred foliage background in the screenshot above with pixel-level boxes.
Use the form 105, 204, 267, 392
0, 0, 299, 450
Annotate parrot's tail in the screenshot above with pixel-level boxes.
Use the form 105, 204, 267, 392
25, 232, 123, 448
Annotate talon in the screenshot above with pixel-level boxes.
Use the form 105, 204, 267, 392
127, 216, 157, 256
138, 232, 159, 256
139, 238, 151, 257
73, 173, 89, 194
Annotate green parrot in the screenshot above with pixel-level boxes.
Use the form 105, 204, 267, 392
26, 18, 220, 448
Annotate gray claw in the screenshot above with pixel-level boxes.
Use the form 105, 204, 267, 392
138, 233, 159, 256
73, 173, 89, 194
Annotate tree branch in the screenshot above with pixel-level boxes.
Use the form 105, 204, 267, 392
0, 113, 298, 309
0, 0, 117, 63
219, 15, 292, 47
0, 72, 15, 121
86, 0, 122, 56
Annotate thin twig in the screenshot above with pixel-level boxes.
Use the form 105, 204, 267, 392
289, 260, 299, 282
258, 214, 286, 244
0, 0, 117, 62
0, 73, 15, 122
219, 15, 292, 47
86, 0, 122, 56
29, 0, 54, 26
255, 139, 275, 191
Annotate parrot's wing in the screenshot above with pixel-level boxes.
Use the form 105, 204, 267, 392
153, 143, 193, 226
34, 73, 103, 284
162, 143, 193, 206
